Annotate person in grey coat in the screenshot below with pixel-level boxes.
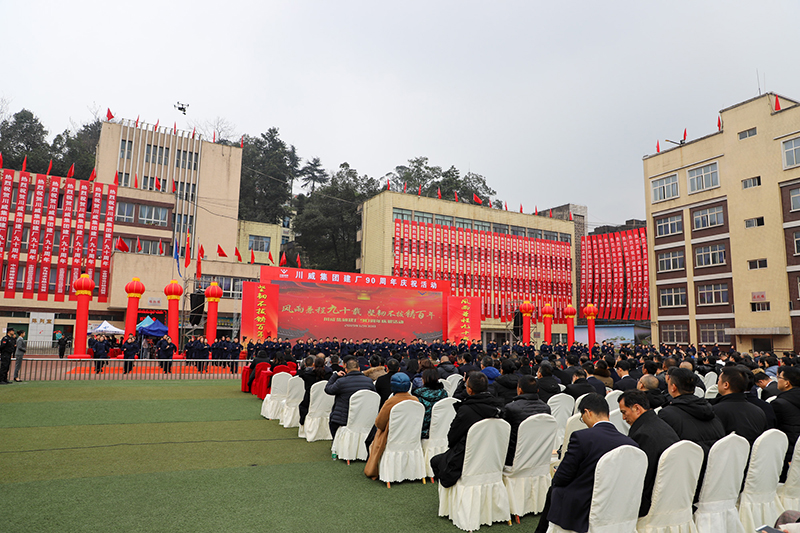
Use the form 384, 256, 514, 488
13, 331, 27, 382
325, 357, 376, 438
503, 375, 552, 465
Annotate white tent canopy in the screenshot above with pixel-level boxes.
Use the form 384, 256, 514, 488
91, 321, 125, 335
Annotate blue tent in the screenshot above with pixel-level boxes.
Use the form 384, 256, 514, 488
136, 316, 154, 330
139, 319, 168, 337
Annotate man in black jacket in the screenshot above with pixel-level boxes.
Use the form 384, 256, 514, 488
658, 367, 724, 455
619, 390, 679, 516
755, 371, 780, 400
456, 353, 479, 376
437, 356, 458, 379
564, 368, 596, 400
430, 372, 502, 488
638, 375, 667, 408
375, 358, 399, 407
711, 366, 767, 445
553, 353, 580, 385
325, 358, 375, 438
772, 365, 800, 480
613, 360, 638, 391
0, 328, 16, 384
536, 362, 562, 403
502, 375, 551, 466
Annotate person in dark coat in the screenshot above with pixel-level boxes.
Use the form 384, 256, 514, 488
324, 358, 375, 438
564, 368, 596, 400
755, 371, 780, 400
658, 367, 724, 455
437, 356, 458, 379
375, 358, 400, 407
536, 362, 562, 403
583, 363, 607, 395
0, 328, 16, 384
492, 359, 521, 405
638, 374, 667, 408
122, 334, 139, 374
93, 334, 109, 374
772, 365, 800, 480
711, 366, 767, 445
430, 372, 503, 488
298, 356, 331, 426
456, 353, 479, 376
613, 360, 638, 391
503, 375, 551, 466
57, 334, 69, 359
619, 390, 680, 516
535, 393, 638, 533
157, 335, 176, 374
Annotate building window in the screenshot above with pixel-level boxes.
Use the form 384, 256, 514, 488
794, 232, 800, 255
414, 211, 433, 224
119, 173, 131, 188
474, 220, 491, 232
744, 216, 765, 228
142, 176, 166, 192
494, 224, 509, 234
784, 138, 800, 168
657, 250, 685, 272
392, 208, 412, 222
139, 239, 165, 255
652, 174, 679, 203
738, 127, 757, 140
697, 283, 729, 305
543, 230, 559, 241
751, 302, 771, 312
688, 162, 719, 193
115, 202, 135, 223
656, 215, 683, 237
742, 176, 761, 189
249, 235, 270, 252
748, 258, 768, 270
695, 244, 726, 267
435, 215, 453, 227
119, 140, 132, 160
791, 189, 800, 211
510, 226, 526, 237
699, 323, 730, 344
659, 287, 687, 308
139, 205, 169, 227
559, 233, 572, 244
661, 324, 688, 344
693, 206, 724, 230
454, 217, 472, 230
528, 228, 542, 239
281, 236, 290, 245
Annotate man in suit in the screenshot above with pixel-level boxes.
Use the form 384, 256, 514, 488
754, 371, 779, 400
535, 393, 638, 533
618, 390, 679, 516
772, 365, 800, 480
564, 368, 596, 400
613, 360, 638, 391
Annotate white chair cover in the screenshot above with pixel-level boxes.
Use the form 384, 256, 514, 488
605, 390, 623, 412
303, 381, 335, 442
503, 414, 557, 517
548, 393, 575, 452
447, 373, 463, 388
438, 418, 511, 531
766, 396, 777, 403
637, 440, 704, 533
331, 389, 380, 462
694, 386, 705, 398
562, 413, 588, 455
694, 433, 749, 533
779, 440, 800, 511
703, 372, 718, 389
423, 397, 459, 478
279, 376, 304, 428
589, 445, 649, 533
704, 384, 718, 400
738, 428, 788, 533
379, 400, 426, 483
573, 393, 590, 415
558, 384, 566, 391
440, 379, 457, 397
609, 409, 629, 436
261, 372, 290, 419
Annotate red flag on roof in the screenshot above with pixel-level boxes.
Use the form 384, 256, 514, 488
22, 156, 27, 172
717, 116, 721, 131
134, 173, 138, 188
88, 168, 96, 182
504, 202, 508, 211
387, 179, 391, 191
173, 122, 177, 134
549, 209, 553, 218
250, 249, 255, 264
488, 199, 492, 208
297, 254, 302, 268
159, 239, 164, 255
403, 182, 407, 193
198, 245, 204, 260
46, 159, 52, 176
192, 127, 196, 139
115, 237, 129, 252
172, 180, 176, 193
776, 95, 782, 111
213, 131, 216, 143
535, 206, 538, 216
454, 191, 459, 202
136, 236, 142, 252
235, 247, 242, 262
217, 245, 227, 258
520, 204, 523, 213
114, 172, 119, 186
569, 211, 573, 221
418, 185, 421, 196
268, 250, 274, 264
135, 116, 139, 128
279, 252, 287, 266
106, 108, 114, 121
437, 187, 441, 199
473, 193, 482, 205
154, 120, 159, 131
240, 136, 244, 148
656, 140, 660, 153
683, 128, 687, 141
67, 163, 74, 178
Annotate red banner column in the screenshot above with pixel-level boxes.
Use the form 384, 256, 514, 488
519, 300, 534, 345
584, 303, 599, 351
205, 282, 223, 342
124, 278, 145, 338
565, 304, 577, 349
164, 280, 183, 345
542, 303, 554, 346
69, 274, 95, 359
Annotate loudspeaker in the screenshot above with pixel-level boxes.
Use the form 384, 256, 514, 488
512, 311, 522, 337
189, 292, 205, 326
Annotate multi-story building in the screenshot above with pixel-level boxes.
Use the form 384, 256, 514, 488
644, 92, 800, 353
358, 191, 584, 344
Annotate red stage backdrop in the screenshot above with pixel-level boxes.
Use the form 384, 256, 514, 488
447, 296, 481, 342
240, 282, 280, 342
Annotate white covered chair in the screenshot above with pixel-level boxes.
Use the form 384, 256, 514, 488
694, 386, 705, 398
331, 389, 380, 463
379, 400, 426, 484
778, 441, 800, 511
605, 389, 622, 411
438, 418, 511, 531
447, 373, 463, 389
561, 413, 588, 456
704, 384, 718, 400
503, 414, 557, 519
573, 393, 590, 415
261, 372, 290, 419
440, 378, 458, 397
609, 409, 629, 436
703, 372, 718, 389
423, 397, 458, 479
558, 383, 566, 392
547, 393, 575, 453
280, 376, 304, 428
738, 429, 788, 533
548, 445, 648, 533
637, 440, 704, 533
694, 433, 749, 533
302, 381, 335, 442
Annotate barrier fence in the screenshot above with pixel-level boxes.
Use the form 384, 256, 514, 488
8, 358, 244, 382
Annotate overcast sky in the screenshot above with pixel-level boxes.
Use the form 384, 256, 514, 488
4, 1, 799, 229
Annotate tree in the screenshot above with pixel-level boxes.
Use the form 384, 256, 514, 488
0, 109, 51, 173
238, 128, 295, 224
384, 156, 497, 202
292, 163, 381, 272
50, 119, 102, 179
300, 157, 329, 193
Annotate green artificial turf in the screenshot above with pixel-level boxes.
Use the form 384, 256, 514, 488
0, 380, 541, 532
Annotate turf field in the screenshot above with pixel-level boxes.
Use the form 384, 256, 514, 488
0, 380, 540, 532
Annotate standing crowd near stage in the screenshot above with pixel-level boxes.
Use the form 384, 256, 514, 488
245, 335, 800, 532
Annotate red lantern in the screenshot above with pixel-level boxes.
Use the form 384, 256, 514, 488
124, 277, 146, 338
70, 274, 96, 358
583, 303, 599, 350
164, 280, 184, 345
204, 282, 223, 343
564, 304, 577, 349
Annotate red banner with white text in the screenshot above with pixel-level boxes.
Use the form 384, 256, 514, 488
39, 176, 60, 301
4, 171, 30, 298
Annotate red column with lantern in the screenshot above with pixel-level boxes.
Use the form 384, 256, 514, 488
124, 278, 145, 338
205, 282, 223, 342
565, 304, 577, 349
69, 274, 95, 359
520, 300, 534, 345
542, 303, 554, 346
584, 303, 599, 350
164, 280, 183, 346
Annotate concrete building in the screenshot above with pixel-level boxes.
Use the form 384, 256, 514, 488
643, 92, 800, 353
358, 191, 584, 344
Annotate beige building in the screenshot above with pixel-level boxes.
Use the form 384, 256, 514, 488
644, 92, 800, 353
358, 191, 582, 344
0, 119, 288, 344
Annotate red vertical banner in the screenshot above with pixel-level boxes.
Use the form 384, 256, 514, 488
55, 179, 75, 301
597, 234, 606, 319
70, 181, 90, 295
615, 233, 625, 319
86, 183, 103, 281
240, 281, 280, 342
442, 225, 449, 281
393, 220, 401, 276
631, 230, 641, 320
434, 224, 442, 278
478, 231, 485, 318
38, 176, 60, 301
98, 184, 117, 302
5, 171, 31, 298
608, 234, 618, 320
623, 230, 634, 320
402, 220, 410, 276
23, 174, 47, 299
0, 169, 14, 265
410, 220, 418, 277
457, 227, 465, 297
580, 236, 587, 317
640, 228, 650, 320
427, 223, 434, 278
450, 227, 458, 295
447, 296, 481, 342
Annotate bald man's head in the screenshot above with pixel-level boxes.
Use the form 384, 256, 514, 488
639, 374, 659, 391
